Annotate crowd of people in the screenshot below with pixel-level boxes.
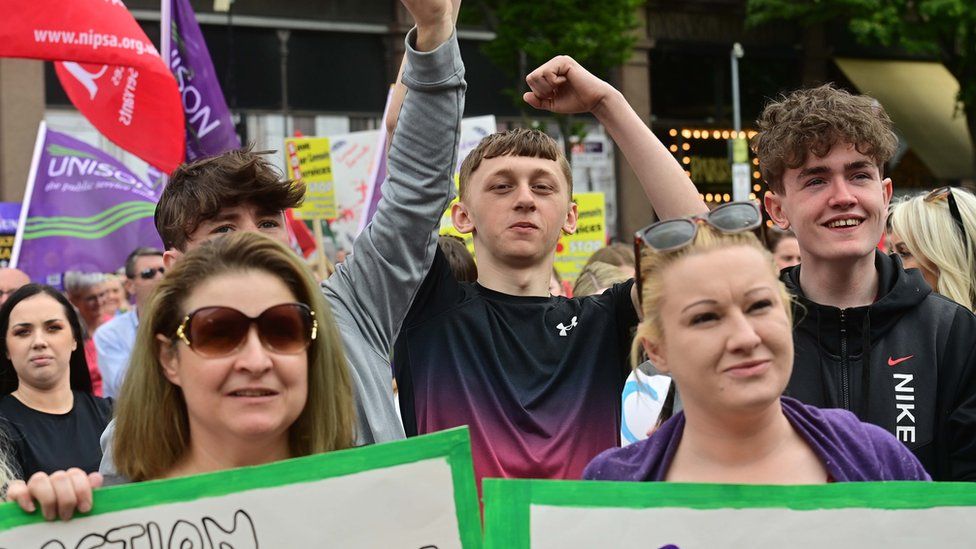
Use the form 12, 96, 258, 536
1, 0, 975, 525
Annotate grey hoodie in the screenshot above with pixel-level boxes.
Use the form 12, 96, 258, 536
98, 29, 465, 479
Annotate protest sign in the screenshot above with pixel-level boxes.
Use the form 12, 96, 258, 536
483, 479, 976, 548
0, 427, 481, 549
10, 123, 163, 288
620, 369, 672, 446
162, 0, 241, 161
437, 116, 497, 252
284, 137, 336, 220
570, 131, 617, 234
0, 1, 184, 172
304, 116, 495, 253
329, 129, 382, 250
0, 203, 20, 268
357, 86, 395, 234
553, 192, 606, 282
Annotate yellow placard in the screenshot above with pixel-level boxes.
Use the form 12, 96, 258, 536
285, 137, 336, 220
438, 175, 475, 254
554, 192, 606, 282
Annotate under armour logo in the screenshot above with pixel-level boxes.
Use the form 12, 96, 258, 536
556, 316, 578, 336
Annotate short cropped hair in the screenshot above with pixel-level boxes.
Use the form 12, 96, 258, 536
62, 271, 105, 296
124, 247, 164, 279
457, 128, 573, 200
752, 84, 898, 194
155, 147, 305, 251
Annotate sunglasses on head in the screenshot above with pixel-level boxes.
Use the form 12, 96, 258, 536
174, 303, 317, 358
924, 186, 971, 250
633, 201, 764, 305
137, 266, 165, 280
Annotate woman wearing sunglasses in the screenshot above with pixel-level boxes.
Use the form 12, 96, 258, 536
0, 284, 109, 480
585, 202, 929, 483
7, 232, 355, 520
889, 186, 976, 312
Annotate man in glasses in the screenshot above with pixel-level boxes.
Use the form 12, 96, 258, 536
98, 0, 463, 482
93, 247, 164, 399
756, 84, 976, 481
394, 55, 705, 488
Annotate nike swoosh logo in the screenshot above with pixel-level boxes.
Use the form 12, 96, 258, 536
888, 355, 914, 367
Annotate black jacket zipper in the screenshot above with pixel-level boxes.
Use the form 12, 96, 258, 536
839, 308, 850, 410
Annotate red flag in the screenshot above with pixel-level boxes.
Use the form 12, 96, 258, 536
0, 1, 185, 173
286, 209, 317, 258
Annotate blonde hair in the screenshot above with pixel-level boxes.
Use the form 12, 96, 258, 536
889, 188, 976, 311
632, 225, 793, 367
113, 232, 355, 481
573, 261, 631, 297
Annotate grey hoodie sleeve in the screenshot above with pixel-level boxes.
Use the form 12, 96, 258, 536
96, 31, 466, 477
322, 29, 465, 445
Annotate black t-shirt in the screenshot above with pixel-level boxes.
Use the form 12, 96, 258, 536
394, 248, 638, 485
0, 391, 113, 478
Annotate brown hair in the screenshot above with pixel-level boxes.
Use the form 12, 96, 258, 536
752, 84, 898, 194
457, 128, 573, 200
437, 235, 478, 283
113, 232, 355, 481
573, 261, 631, 297
584, 243, 635, 270
155, 147, 305, 251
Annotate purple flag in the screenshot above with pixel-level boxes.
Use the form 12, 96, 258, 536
163, 0, 240, 161
11, 123, 163, 288
356, 86, 395, 234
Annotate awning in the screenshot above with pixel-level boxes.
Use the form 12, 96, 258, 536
835, 57, 974, 179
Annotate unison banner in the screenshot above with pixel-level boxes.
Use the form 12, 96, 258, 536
483, 479, 976, 548
162, 0, 240, 161
0, 0, 184, 173
0, 428, 482, 549
10, 123, 163, 288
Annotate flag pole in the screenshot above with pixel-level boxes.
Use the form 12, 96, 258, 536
10, 121, 47, 269
160, 0, 172, 70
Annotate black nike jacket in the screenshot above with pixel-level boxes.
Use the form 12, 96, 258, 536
782, 250, 976, 481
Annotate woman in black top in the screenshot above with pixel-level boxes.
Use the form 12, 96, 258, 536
0, 284, 112, 479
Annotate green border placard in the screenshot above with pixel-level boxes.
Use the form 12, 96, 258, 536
0, 426, 481, 549
483, 479, 976, 548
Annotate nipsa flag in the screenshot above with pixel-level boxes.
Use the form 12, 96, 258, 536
0, 0, 185, 173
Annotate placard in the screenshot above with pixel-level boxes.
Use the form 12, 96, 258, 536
284, 137, 336, 220
554, 192, 606, 282
483, 479, 976, 548
0, 427, 481, 549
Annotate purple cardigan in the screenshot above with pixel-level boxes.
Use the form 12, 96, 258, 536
583, 397, 931, 482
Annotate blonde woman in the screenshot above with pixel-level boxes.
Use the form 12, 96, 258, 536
585, 202, 929, 483
7, 232, 355, 520
573, 261, 632, 297
889, 186, 976, 312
